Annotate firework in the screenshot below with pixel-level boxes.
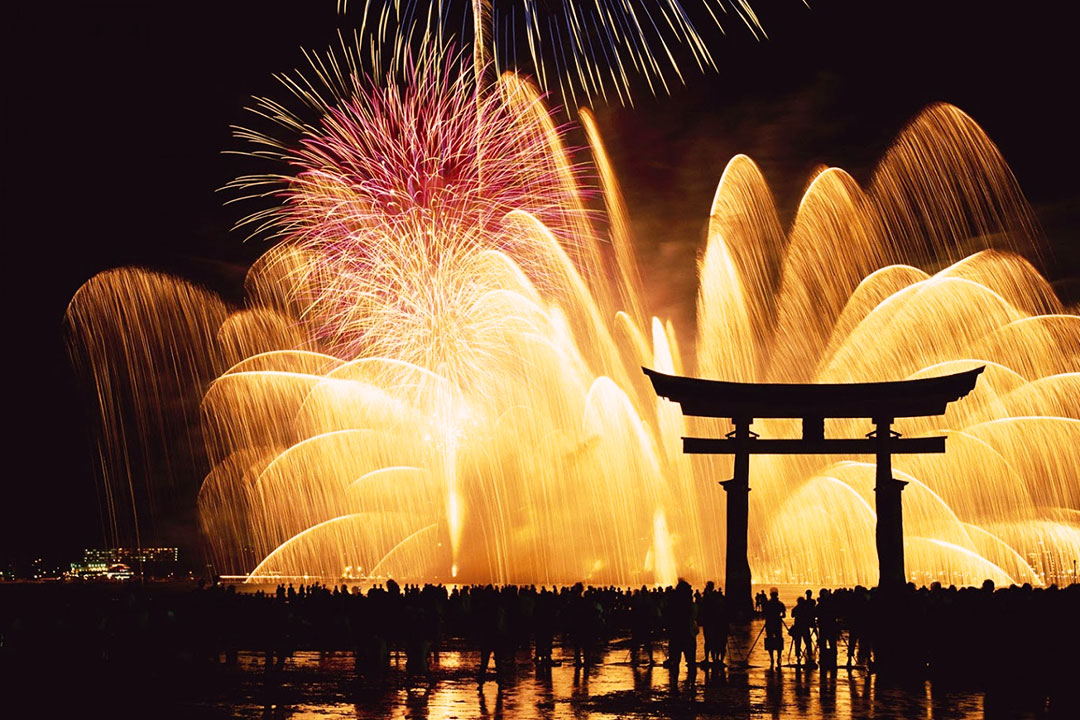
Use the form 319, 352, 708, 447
229, 47, 601, 384
340, 0, 764, 106
68, 47, 1079, 590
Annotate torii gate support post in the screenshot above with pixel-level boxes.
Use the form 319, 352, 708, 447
873, 417, 908, 589
720, 416, 754, 617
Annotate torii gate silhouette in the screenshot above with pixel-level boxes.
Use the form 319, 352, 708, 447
643, 365, 984, 616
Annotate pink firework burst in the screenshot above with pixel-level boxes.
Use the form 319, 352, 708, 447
229, 47, 597, 377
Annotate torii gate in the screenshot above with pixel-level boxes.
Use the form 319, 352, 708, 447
643, 366, 984, 616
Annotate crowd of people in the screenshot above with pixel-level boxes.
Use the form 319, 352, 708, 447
1, 578, 1076, 702
1, 579, 724, 681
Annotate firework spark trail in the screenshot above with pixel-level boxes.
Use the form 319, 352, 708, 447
67, 41, 1079, 588
340, 0, 763, 106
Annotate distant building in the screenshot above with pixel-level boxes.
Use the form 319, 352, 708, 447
69, 558, 109, 577
71, 547, 179, 579
82, 547, 178, 565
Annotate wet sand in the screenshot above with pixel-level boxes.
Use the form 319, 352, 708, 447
179, 621, 992, 719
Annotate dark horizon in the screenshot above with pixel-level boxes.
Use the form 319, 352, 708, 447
5, 0, 1078, 565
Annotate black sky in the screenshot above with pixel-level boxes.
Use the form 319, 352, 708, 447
5, 1, 1077, 564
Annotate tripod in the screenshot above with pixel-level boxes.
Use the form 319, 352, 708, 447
743, 621, 767, 663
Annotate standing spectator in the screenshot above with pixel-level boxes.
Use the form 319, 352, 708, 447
763, 587, 786, 670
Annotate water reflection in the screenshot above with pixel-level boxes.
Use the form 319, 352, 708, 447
185, 621, 995, 719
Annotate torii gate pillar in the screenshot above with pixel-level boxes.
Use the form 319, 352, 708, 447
719, 416, 753, 616
873, 417, 908, 589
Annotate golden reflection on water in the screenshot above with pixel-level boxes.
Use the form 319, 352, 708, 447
210, 621, 985, 719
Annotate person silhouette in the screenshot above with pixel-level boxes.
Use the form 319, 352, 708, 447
792, 594, 815, 669
630, 586, 657, 666
763, 587, 786, 670
700, 581, 728, 667
816, 588, 839, 669
664, 580, 697, 672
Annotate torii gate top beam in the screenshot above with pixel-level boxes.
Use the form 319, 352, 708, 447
642, 366, 984, 420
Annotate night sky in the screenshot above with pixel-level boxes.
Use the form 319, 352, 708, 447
5, 1, 1078, 566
